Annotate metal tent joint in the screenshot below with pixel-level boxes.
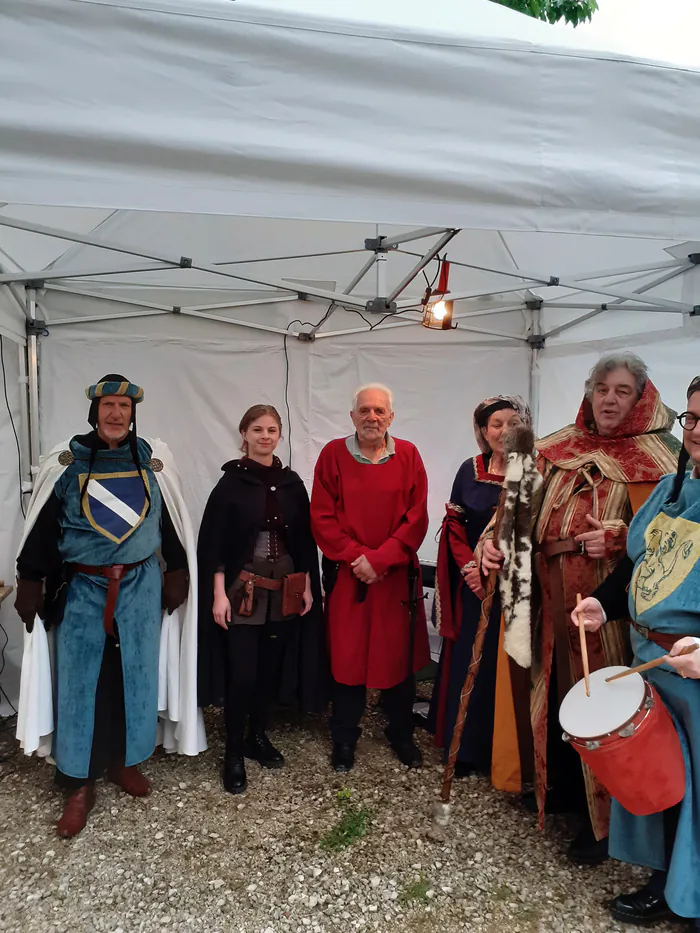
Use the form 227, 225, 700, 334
525, 298, 543, 311
364, 237, 397, 252
688, 253, 700, 265
179, 256, 192, 268
527, 333, 545, 350
26, 318, 48, 338
365, 298, 398, 314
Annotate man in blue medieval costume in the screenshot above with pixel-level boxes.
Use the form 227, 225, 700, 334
14, 374, 205, 838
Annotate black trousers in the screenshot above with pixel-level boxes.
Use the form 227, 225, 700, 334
55, 630, 127, 792
545, 652, 588, 813
330, 674, 416, 746
224, 622, 288, 753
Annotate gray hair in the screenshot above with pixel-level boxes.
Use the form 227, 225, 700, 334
584, 352, 648, 400
352, 383, 394, 412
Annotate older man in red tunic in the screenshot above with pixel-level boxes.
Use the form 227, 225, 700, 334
311, 383, 429, 772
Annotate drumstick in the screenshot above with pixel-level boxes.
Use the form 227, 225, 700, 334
605, 643, 699, 683
576, 593, 590, 697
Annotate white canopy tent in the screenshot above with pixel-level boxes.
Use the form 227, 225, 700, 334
1, 0, 700, 710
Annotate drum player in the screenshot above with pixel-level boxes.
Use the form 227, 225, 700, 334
574, 374, 700, 929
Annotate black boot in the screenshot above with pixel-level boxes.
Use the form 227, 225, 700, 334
223, 750, 247, 794
610, 873, 672, 925
567, 825, 609, 866
331, 742, 356, 773
389, 738, 422, 769
244, 731, 285, 769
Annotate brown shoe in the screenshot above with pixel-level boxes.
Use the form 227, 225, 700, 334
107, 764, 151, 797
57, 783, 96, 838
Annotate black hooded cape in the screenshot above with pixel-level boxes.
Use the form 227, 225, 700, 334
197, 458, 327, 712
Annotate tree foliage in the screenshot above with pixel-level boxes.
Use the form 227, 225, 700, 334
492, 0, 599, 27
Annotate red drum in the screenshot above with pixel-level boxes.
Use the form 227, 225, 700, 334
559, 666, 685, 816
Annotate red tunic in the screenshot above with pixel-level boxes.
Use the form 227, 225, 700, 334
310, 437, 430, 689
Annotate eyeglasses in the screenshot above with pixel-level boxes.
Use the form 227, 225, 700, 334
678, 411, 700, 430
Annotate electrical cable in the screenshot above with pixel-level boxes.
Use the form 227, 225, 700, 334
283, 303, 337, 468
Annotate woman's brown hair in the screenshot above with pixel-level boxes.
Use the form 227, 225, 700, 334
239, 404, 283, 452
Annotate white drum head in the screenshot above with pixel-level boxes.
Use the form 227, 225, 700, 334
559, 666, 645, 739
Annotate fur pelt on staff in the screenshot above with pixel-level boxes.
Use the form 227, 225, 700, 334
496, 425, 541, 669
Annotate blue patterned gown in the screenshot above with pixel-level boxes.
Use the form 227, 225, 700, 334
47, 436, 163, 778
610, 473, 700, 919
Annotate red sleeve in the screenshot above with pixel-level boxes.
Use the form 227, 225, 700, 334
365, 445, 429, 576
310, 444, 363, 564
448, 521, 475, 571
604, 520, 629, 560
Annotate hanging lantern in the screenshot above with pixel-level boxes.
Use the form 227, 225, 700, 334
422, 257, 454, 329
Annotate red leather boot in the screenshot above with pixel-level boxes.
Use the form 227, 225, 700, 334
107, 763, 151, 797
56, 782, 96, 838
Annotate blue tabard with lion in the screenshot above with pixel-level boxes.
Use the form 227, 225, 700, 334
610, 472, 700, 919
53, 435, 163, 778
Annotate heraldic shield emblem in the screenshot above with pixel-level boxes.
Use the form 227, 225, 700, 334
79, 470, 150, 544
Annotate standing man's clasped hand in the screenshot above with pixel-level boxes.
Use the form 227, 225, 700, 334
350, 554, 381, 584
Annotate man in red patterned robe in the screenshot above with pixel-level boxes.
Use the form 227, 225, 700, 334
484, 353, 678, 864
310, 384, 429, 773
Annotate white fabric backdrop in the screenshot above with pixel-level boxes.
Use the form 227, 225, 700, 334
36, 317, 529, 554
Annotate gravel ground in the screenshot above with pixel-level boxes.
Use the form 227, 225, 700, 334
0, 703, 682, 933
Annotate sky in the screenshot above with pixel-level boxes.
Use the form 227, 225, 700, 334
554, 0, 700, 68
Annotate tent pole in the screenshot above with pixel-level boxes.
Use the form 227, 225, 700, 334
24, 287, 41, 480
16, 341, 32, 493
528, 305, 542, 433
543, 265, 691, 340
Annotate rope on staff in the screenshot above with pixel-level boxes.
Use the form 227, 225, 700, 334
439, 510, 504, 804
435, 421, 537, 814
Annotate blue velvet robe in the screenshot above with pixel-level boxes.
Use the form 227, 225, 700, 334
429, 456, 503, 769
610, 473, 700, 919
52, 436, 162, 777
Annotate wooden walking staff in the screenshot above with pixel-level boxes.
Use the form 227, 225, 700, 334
430, 424, 536, 837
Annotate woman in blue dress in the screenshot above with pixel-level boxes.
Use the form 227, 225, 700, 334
429, 395, 529, 778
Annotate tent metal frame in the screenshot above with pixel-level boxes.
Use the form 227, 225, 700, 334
1, 211, 697, 491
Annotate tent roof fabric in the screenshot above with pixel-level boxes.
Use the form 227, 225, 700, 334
1, 0, 700, 237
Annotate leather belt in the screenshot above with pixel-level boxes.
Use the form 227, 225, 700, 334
69, 559, 149, 637
631, 621, 687, 653
535, 538, 585, 559
238, 569, 282, 592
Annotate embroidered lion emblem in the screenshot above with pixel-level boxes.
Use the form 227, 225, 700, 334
637, 528, 694, 601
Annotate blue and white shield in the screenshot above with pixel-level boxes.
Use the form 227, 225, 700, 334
80, 471, 150, 544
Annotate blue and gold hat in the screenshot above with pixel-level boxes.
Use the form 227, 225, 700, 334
86, 373, 144, 428
85, 376, 144, 403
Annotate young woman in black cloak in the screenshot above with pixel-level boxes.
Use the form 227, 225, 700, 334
197, 404, 326, 793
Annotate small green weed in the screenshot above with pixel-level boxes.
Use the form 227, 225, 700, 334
320, 788, 373, 851
399, 874, 431, 905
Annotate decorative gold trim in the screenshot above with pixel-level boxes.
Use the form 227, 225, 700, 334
58, 450, 75, 467
149, 458, 164, 473
78, 469, 151, 544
